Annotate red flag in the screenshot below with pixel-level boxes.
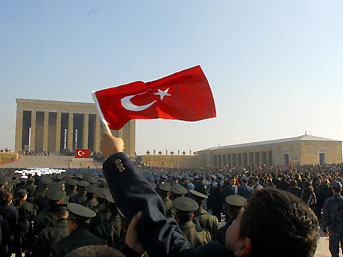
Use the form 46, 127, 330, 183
93, 66, 216, 130
290, 160, 293, 170
75, 149, 91, 158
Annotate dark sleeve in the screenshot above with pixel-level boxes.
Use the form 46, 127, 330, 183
103, 153, 234, 257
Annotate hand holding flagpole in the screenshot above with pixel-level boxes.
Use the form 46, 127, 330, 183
92, 91, 112, 134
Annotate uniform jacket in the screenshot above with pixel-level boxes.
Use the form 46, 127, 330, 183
33, 218, 69, 257
51, 227, 106, 257
103, 152, 234, 257
179, 220, 211, 248
193, 208, 218, 239
238, 184, 253, 199
322, 194, 343, 232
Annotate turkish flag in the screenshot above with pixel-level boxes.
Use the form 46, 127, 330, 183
93, 66, 216, 130
290, 160, 293, 170
75, 149, 91, 158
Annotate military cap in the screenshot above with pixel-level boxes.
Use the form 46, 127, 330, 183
240, 176, 249, 182
211, 175, 217, 180
171, 184, 187, 195
73, 173, 83, 179
96, 188, 107, 199
189, 189, 208, 200
98, 178, 106, 183
51, 203, 68, 213
217, 174, 223, 178
67, 203, 96, 222
56, 174, 64, 181
106, 193, 115, 203
16, 189, 28, 198
85, 184, 98, 194
78, 181, 90, 187
85, 176, 98, 184
225, 195, 247, 207
173, 197, 198, 212
194, 176, 199, 180
331, 181, 342, 189
159, 183, 171, 192
66, 178, 77, 186
46, 184, 65, 201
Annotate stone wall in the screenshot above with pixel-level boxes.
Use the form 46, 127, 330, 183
139, 155, 199, 169
300, 141, 342, 164
0, 153, 18, 165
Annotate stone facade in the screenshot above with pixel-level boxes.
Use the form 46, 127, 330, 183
139, 155, 198, 169
196, 134, 342, 168
0, 153, 18, 165
15, 99, 136, 156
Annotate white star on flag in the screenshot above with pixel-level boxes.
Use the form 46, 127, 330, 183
154, 88, 171, 100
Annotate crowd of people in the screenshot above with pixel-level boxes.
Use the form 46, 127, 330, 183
0, 133, 342, 256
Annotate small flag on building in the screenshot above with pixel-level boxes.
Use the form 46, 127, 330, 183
75, 149, 91, 158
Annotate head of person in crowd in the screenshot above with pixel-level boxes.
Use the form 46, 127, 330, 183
85, 184, 98, 201
66, 178, 78, 192
67, 203, 96, 233
14, 188, 28, 208
224, 195, 247, 222
105, 193, 119, 215
189, 189, 207, 209
173, 197, 198, 224
330, 181, 342, 195
47, 183, 65, 206
225, 188, 319, 257
78, 181, 89, 193
52, 204, 69, 223
158, 184, 171, 199
0, 188, 13, 206
65, 245, 125, 257
170, 184, 187, 200
240, 176, 249, 185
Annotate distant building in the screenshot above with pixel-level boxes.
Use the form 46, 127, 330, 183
15, 99, 135, 155
196, 134, 342, 168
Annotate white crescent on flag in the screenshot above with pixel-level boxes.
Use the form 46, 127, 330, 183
77, 150, 85, 157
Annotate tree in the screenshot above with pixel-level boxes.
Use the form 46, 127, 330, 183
170, 151, 174, 155
158, 151, 162, 155
146, 150, 150, 155
182, 151, 186, 155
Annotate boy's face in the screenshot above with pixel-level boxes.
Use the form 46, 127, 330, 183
225, 209, 244, 253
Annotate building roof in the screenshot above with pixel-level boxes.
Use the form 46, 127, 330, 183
205, 134, 341, 151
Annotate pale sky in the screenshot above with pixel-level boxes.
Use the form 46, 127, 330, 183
0, 1, 342, 155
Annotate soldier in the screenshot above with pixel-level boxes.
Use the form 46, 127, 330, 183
51, 203, 107, 257
216, 194, 247, 245
173, 197, 211, 248
13, 189, 34, 256
189, 189, 218, 239
84, 184, 99, 211
237, 176, 253, 199
69, 181, 89, 204
158, 183, 173, 215
94, 194, 122, 246
167, 184, 187, 218
222, 176, 238, 198
322, 181, 343, 257
0, 188, 18, 257
34, 183, 65, 236
32, 204, 69, 257
65, 178, 78, 199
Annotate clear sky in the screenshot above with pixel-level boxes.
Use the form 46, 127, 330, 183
1, 1, 342, 155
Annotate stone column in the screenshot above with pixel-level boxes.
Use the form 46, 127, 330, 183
55, 112, 61, 153
42, 112, 49, 152
15, 107, 23, 152
94, 115, 101, 152
68, 113, 74, 151
30, 111, 36, 152
83, 114, 89, 149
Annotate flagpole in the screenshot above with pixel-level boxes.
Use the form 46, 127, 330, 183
92, 91, 112, 134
